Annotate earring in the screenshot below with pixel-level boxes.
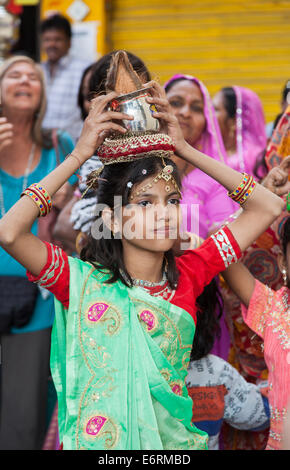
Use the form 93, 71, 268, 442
282, 268, 288, 286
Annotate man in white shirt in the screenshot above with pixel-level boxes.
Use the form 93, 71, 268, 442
40, 14, 92, 143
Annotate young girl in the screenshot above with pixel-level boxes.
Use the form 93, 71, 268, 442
222, 216, 290, 451
0, 81, 284, 450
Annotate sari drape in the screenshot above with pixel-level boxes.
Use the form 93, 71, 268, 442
50, 257, 208, 450
230, 86, 267, 176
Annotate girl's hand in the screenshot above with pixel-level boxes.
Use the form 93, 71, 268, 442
262, 155, 290, 196
0, 117, 13, 152
73, 92, 133, 163
145, 81, 187, 156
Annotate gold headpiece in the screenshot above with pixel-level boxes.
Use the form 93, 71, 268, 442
128, 159, 181, 201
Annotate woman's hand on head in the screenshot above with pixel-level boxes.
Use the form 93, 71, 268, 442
0, 117, 13, 152
145, 81, 187, 156
262, 155, 290, 196
73, 92, 133, 163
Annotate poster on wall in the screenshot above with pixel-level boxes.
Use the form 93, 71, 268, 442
71, 20, 98, 62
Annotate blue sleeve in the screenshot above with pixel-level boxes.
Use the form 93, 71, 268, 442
57, 130, 78, 186
250, 396, 270, 431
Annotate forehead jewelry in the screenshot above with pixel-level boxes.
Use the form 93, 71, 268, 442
129, 159, 181, 200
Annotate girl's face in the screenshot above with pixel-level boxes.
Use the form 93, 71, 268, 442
1, 61, 42, 115
166, 80, 206, 146
118, 174, 182, 253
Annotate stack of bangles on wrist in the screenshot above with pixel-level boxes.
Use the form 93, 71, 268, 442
228, 173, 257, 205
21, 183, 52, 217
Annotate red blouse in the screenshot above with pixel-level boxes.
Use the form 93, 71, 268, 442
27, 226, 241, 324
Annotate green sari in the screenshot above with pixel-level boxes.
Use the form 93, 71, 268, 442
51, 257, 208, 450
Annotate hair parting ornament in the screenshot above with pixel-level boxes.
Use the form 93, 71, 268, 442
128, 158, 181, 201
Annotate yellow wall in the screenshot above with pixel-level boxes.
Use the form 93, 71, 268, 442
109, 0, 290, 122
40, 0, 107, 58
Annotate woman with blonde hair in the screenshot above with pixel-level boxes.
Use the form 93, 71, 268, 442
0, 55, 77, 449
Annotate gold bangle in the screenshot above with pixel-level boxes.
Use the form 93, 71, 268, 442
228, 173, 249, 201
238, 179, 257, 205
21, 184, 52, 217
235, 176, 254, 203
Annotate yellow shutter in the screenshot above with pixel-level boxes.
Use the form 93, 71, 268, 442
109, 0, 290, 122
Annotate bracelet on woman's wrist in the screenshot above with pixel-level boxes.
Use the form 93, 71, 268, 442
21, 183, 52, 217
228, 173, 257, 206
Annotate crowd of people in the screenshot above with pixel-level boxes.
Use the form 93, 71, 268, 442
0, 13, 289, 451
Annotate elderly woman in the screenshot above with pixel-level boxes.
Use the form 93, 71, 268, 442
0, 55, 77, 450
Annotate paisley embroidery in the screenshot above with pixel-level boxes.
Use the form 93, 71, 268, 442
84, 414, 119, 449
133, 297, 194, 374
74, 265, 198, 449
139, 309, 157, 332
87, 302, 109, 322
86, 416, 107, 435
85, 301, 122, 335
161, 370, 184, 396
170, 380, 184, 396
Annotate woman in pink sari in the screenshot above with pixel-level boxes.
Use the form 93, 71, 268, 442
165, 75, 236, 240
165, 75, 236, 363
213, 86, 267, 178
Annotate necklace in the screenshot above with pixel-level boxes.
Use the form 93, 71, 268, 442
120, 269, 167, 288
0, 143, 36, 218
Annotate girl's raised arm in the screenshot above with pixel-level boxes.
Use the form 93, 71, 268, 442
147, 81, 285, 252
0, 92, 132, 276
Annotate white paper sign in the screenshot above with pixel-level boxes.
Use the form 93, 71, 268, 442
70, 21, 99, 62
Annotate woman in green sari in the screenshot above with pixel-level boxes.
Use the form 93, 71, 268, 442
0, 81, 284, 450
